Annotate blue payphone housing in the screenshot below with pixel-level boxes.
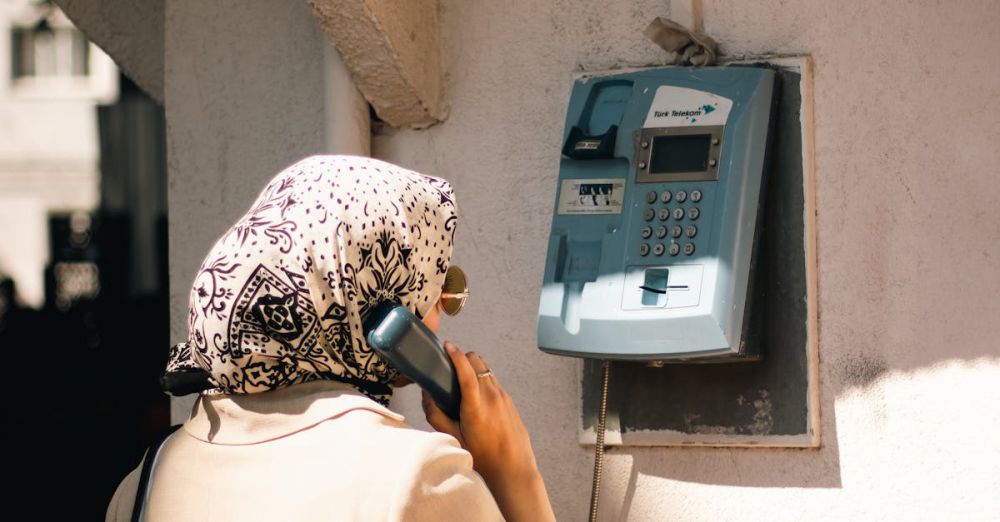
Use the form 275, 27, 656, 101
537, 67, 776, 361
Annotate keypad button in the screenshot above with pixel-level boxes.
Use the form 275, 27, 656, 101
686, 225, 698, 238
670, 225, 683, 238
660, 191, 672, 203
640, 226, 652, 239
658, 208, 670, 221
668, 242, 680, 256
683, 243, 696, 256
639, 243, 650, 256
644, 208, 655, 221
688, 207, 700, 220
675, 190, 687, 203
653, 243, 665, 256
690, 190, 702, 202
655, 226, 667, 239
672, 208, 685, 220
646, 191, 658, 204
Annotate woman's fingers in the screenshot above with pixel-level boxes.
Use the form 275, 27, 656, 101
422, 390, 464, 443
444, 341, 481, 411
431, 341, 552, 521
466, 352, 501, 398
467, 351, 489, 374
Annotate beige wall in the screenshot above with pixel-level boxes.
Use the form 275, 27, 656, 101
374, 1, 1000, 520
165, 0, 370, 422
164, 0, 330, 421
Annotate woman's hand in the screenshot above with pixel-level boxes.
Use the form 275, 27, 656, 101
422, 341, 556, 522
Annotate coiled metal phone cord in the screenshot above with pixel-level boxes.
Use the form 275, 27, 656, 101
589, 359, 611, 522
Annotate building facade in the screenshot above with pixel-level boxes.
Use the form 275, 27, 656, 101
0, 0, 116, 307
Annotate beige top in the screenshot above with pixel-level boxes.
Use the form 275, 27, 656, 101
106, 380, 504, 521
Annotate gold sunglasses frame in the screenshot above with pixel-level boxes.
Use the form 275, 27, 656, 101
439, 265, 469, 316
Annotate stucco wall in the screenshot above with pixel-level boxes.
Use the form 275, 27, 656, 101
164, 0, 333, 421
372, 0, 1000, 520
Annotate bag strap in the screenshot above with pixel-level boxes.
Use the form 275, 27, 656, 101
131, 424, 182, 522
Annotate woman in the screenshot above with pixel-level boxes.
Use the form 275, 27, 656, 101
106, 155, 556, 521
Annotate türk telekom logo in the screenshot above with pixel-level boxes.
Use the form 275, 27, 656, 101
653, 104, 717, 123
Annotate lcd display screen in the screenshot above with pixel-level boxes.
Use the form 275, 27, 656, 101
649, 134, 712, 174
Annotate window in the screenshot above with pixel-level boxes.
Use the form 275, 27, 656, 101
6, 6, 117, 103
11, 25, 91, 80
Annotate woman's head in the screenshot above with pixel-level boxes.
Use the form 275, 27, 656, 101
164, 155, 458, 404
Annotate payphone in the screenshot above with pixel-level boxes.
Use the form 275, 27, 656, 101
537, 66, 777, 361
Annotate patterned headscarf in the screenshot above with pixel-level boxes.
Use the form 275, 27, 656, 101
162, 155, 458, 405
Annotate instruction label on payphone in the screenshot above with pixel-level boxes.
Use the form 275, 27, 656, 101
556, 178, 626, 215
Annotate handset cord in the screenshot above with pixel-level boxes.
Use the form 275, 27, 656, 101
589, 359, 611, 522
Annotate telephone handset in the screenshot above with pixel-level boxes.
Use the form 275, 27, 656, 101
363, 302, 462, 420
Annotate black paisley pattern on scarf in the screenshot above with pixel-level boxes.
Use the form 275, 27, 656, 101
354, 230, 425, 318
163, 155, 458, 405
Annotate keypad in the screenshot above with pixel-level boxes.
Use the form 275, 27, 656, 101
636, 188, 704, 258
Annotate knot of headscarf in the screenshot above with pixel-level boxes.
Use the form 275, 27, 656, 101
162, 155, 458, 405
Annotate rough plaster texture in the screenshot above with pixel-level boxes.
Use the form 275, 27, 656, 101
165, 0, 368, 421
371, 0, 1000, 519
53, 0, 164, 103
309, 0, 445, 128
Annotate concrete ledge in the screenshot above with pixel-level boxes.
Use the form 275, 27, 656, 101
308, 0, 445, 128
